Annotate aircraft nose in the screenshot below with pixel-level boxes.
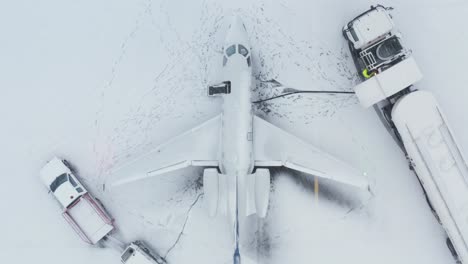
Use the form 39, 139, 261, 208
225, 15, 249, 47
230, 16, 245, 31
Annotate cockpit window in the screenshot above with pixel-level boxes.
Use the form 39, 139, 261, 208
226, 45, 236, 57
246, 56, 251, 67
238, 44, 249, 57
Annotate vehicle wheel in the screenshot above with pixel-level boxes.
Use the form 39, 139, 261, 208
62, 159, 71, 168
62, 159, 76, 173
446, 237, 460, 262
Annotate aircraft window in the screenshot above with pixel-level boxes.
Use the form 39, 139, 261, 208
238, 45, 249, 57
246, 56, 251, 67
226, 45, 236, 57
223, 56, 228, 66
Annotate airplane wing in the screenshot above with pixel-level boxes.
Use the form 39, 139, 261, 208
111, 115, 222, 186
253, 115, 368, 189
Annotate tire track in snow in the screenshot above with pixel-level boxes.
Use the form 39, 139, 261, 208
93, 0, 155, 180
98, 1, 225, 176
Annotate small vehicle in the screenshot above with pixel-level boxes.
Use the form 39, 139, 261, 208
40, 157, 87, 208
343, 5, 468, 263
121, 241, 166, 264
40, 157, 115, 245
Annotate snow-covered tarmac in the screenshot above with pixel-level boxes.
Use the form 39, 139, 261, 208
1, 0, 467, 263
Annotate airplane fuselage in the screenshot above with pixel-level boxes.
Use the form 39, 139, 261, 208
218, 17, 254, 253
220, 56, 253, 176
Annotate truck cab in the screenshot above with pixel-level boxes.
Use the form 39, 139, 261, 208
40, 157, 87, 208
343, 5, 413, 81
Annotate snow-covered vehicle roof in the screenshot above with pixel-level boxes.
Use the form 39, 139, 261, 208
344, 5, 395, 50
40, 157, 87, 208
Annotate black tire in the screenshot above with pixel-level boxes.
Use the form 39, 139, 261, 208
62, 159, 76, 174
62, 159, 71, 169
446, 237, 460, 262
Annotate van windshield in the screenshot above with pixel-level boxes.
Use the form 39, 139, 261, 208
50, 173, 68, 192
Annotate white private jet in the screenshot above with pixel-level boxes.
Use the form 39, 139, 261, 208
111, 16, 368, 263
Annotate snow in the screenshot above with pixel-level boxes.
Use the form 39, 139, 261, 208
0, 0, 467, 263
